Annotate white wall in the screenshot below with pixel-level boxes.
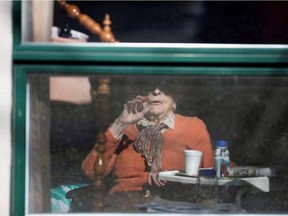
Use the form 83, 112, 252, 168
0, 0, 12, 216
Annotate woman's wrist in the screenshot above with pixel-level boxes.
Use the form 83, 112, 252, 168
108, 117, 129, 139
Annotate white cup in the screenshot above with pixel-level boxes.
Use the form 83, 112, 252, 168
184, 150, 203, 176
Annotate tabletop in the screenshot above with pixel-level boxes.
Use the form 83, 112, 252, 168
159, 170, 269, 192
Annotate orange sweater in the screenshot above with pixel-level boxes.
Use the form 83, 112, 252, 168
82, 114, 214, 192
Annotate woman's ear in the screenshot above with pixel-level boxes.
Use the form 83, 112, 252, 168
172, 103, 176, 112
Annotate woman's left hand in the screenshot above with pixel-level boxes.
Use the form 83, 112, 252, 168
147, 171, 166, 187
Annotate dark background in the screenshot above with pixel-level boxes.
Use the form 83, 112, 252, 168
54, 1, 288, 44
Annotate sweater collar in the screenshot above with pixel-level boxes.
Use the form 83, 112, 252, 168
137, 111, 175, 130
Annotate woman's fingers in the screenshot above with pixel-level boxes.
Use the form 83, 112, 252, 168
148, 172, 166, 187
126, 100, 137, 114
120, 95, 151, 124
126, 96, 149, 114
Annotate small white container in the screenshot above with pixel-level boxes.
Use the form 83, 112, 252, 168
214, 140, 230, 178
51, 26, 89, 42
184, 150, 203, 176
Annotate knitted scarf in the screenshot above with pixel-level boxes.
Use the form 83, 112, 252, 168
134, 123, 167, 172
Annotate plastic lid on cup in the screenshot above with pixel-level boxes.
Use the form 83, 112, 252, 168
215, 140, 228, 147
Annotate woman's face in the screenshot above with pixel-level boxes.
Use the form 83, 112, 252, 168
146, 88, 175, 122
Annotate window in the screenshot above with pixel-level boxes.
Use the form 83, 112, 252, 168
13, 1, 288, 216
22, 1, 288, 44
13, 65, 288, 215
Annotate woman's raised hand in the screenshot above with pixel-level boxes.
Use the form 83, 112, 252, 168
118, 95, 151, 125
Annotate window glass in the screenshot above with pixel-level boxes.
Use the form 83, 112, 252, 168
23, 1, 288, 44
27, 74, 288, 214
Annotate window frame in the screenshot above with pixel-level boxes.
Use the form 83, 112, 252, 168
12, 65, 288, 216
12, 1, 288, 65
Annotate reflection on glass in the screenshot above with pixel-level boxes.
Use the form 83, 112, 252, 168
27, 74, 288, 214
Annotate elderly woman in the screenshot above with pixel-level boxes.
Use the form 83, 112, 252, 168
82, 81, 214, 212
